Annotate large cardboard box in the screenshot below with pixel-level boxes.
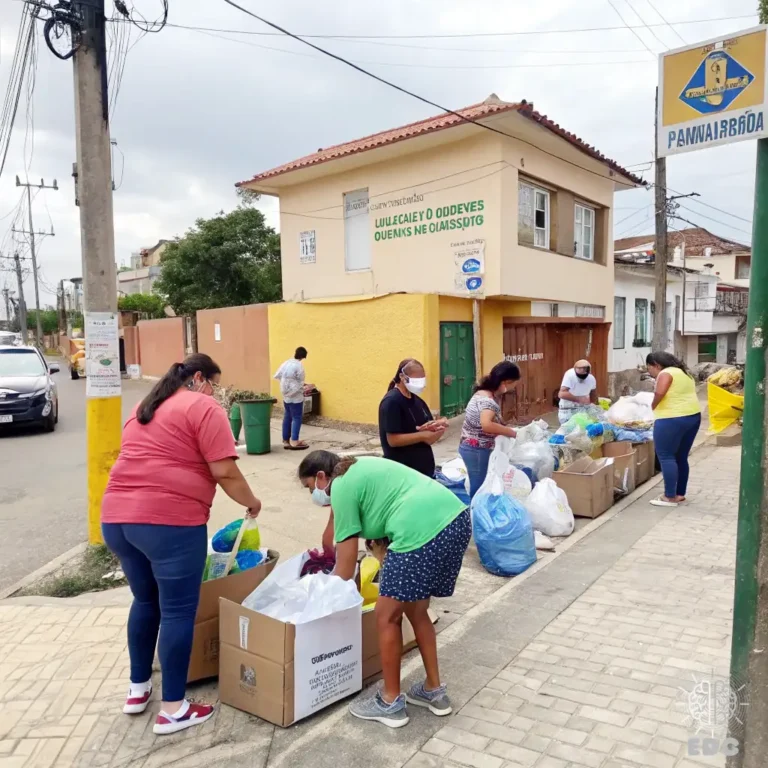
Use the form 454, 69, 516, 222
633, 442, 654, 486
187, 550, 279, 682
602, 442, 636, 495
218, 596, 362, 727
553, 457, 614, 519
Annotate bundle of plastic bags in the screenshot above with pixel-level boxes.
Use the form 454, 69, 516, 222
203, 518, 266, 581
525, 478, 575, 538
606, 394, 654, 431
506, 426, 556, 480
471, 443, 536, 577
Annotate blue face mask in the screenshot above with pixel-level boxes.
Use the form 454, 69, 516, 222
311, 479, 330, 507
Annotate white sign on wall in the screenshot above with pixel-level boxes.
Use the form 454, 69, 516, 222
299, 230, 316, 264
214, 323, 221, 342
452, 239, 485, 295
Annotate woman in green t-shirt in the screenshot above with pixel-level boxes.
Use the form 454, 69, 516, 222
298, 451, 471, 729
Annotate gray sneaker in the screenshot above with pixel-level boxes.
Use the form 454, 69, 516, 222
349, 691, 409, 728
406, 681, 452, 716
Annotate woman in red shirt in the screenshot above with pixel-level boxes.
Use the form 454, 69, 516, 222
101, 353, 262, 735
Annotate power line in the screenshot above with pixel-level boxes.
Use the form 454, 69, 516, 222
606, 0, 657, 55
625, 0, 669, 49
221, 0, 644, 188
131, 13, 756, 40
645, 0, 687, 45
676, 203, 753, 238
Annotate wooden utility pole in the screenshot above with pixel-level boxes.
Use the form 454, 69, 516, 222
653, 87, 668, 351
72, 0, 121, 545
13, 253, 28, 345
14, 176, 58, 347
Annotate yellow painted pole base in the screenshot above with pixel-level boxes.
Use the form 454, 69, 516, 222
87, 396, 122, 545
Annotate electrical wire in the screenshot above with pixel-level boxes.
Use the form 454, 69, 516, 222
221, 0, 644, 188
672, 213, 749, 247
676, 203, 753, 237
625, 0, 669, 50
606, 0, 657, 55
645, 0, 687, 45
613, 205, 652, 229
124, 13, 757, 40
113, 0, 168, 34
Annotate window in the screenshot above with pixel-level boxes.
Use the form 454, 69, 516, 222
0, 349, 46, 376
574, 203, 595, 260
633, 299, 649, 347
518, 182, 550, 249
675, 295, 681, 332
613, 297, 626, 349
737, 257, 751, 279
343, 188, 371, 271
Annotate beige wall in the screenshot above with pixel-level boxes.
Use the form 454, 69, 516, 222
137, 317, 185, 378
686, 254, 737, 281
197, 304, 271, 394
274, 119, 621, 320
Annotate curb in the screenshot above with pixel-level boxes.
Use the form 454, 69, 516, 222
0, 542, 88, 601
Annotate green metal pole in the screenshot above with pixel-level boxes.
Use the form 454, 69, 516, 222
729, 136, 768, 767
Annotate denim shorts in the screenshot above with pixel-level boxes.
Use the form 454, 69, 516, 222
379, 509, 471, 603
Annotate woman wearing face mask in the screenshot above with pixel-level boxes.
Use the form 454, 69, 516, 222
298, 451, 471, 729
378, 358, 448, 478
101, 354, 263, 736
459, 361, 521, 500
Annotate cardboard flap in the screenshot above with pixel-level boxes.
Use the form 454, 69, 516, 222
559, 457, 613, 476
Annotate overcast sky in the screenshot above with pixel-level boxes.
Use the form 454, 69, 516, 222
0, 0, 759, 313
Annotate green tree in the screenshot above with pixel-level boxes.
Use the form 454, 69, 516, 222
118, 293, 167, 319
27, 309, 59, 335
155, 206, 281, 315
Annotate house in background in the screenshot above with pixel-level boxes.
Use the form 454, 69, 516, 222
609, 249, 747, 396
614, 227, 751, 284
117, 240, 169, 296
238, 94, 642, 424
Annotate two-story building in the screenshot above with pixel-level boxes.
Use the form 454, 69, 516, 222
238, 95, 641, 424
117, 240, 169, 296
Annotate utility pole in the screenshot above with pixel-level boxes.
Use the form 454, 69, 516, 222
13, 253, 28, 345
14, 176, 58, 348
72, 0, 121, 546
2, 288, 10, 330
653, 87, 668, 352
58, 279, 67, 334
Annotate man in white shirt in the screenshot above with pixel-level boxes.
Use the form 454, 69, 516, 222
558, 359, 597, 425
273, 346, 312, 449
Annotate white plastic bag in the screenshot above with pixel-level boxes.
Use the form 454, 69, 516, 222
606, 395, 654, 427
502, 464, 532, 500
534, 530, 555, 551
242, 553, 362, 624
525, 478, 575, 538
509, 440, 556, 480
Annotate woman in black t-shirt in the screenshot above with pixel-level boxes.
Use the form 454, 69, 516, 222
378, 358, 448, 477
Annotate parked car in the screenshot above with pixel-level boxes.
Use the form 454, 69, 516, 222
0, 346, 60, 432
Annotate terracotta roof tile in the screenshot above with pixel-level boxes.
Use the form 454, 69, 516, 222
237, 96, 644, 187
614, 227, 749, 258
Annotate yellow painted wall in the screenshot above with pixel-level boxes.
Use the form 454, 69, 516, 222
268, 294, 439, 425
438, 295, 474, 322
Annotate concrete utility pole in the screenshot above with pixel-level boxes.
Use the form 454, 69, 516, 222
58, 279, 67, 334
13, 253, 28, 345
2, 288, 11, 329
729, 8, 768, 766
71, 0, 121, 546
653, 87, 668, 352
14, 176, 58, 348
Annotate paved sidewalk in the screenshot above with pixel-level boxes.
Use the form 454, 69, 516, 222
0, 444, 738, 768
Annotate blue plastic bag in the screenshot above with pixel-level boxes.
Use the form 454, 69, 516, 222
471, 445, 537, 577
435, 470, 471, 507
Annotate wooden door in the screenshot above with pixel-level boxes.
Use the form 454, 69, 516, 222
440, 322, 476, 417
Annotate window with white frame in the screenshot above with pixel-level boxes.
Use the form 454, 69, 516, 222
343, 188, 371, 271
613, 297, 626, 349
574, 203, 595, 260
634, 299, 649, 347
518, 181, 550, 249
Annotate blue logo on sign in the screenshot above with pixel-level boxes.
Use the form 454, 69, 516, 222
466, 277, 483, 291
680, 50, 755, 115
461, 258, 481, 274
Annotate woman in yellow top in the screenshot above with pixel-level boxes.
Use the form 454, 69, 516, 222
646, 352, 702, 507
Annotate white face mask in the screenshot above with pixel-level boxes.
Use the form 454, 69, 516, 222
404, 377, 427, 396
311, 478, 330, 507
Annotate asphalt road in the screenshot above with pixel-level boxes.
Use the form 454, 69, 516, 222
0, 360, 150, 592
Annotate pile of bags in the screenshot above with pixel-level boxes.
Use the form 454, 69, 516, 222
605, 392, 654, 442
470, 438, 574, 578
203, 519, 268, 581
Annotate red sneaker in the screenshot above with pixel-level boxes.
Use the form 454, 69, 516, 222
123, 685, 152, 714
153, 702, 215, 735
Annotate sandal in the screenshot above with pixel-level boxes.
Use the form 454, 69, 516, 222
288, 442, 309, 451
650, 496, 678, 508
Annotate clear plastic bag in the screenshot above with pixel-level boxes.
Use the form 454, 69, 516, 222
471, 444, 537, 577
606, 395, 654, 428
525, 478, 575, 538
509, 440, 556, 480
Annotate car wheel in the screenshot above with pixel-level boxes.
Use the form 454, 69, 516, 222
54, 404, 59, 425
44, 411, 56, 433
70, 367, 79, 380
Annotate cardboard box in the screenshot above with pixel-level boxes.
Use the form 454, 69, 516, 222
602, 442, 637, 495
554, 457, 614, 519
218, 596, 362, 727
632, 442, 654, 486
187, 550, 279, 682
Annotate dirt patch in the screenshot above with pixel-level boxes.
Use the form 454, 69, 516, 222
18, 545, 125, 598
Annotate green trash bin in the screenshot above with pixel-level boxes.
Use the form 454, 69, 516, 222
229, 402, 242, 441
239, 398, 277, 455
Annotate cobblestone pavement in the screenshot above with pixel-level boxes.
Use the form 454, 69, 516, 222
0, 444, 739, 768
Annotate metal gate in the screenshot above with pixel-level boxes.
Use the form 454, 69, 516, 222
440, 322, 475, 418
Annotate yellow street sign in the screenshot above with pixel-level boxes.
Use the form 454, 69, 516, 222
658, 26, 768, 157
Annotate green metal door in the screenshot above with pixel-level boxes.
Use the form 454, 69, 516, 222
440, 322, 476, 417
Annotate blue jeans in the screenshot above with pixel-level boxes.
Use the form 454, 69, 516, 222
459, 444, 492, 501
653, 413, 701, 499
282, 401, 303, 442
102, 523, 207, 702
